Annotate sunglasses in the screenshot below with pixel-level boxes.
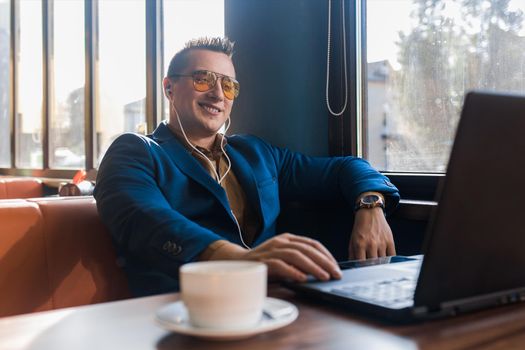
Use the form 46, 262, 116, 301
170, 70, 240, 100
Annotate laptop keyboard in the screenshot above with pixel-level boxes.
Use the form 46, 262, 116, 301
331, 276, 417, 308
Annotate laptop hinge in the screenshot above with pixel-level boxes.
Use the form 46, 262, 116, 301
411, 306, 428, 316
439, 288, 525, 315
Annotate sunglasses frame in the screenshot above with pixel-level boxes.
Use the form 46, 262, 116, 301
169, 70, 240, 100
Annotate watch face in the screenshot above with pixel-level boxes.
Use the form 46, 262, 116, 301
355, 194, 385, 212
362, 194, 380, 205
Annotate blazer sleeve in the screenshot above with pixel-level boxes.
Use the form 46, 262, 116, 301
94, 133, 224, 278
259, 138, 400, 213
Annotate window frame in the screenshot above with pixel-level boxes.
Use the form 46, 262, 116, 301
327, 0, 442, 201
0, 0, 163, 179
2, 0, 443, 201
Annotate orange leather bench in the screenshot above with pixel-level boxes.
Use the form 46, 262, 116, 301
0, 196, 130, 317
0, 177, 45, 199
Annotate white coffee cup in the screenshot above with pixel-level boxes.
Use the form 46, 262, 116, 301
180, 260, 267, 330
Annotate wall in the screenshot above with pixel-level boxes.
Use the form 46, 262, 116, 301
225, 0, 428, 256
225, 0, 330, 156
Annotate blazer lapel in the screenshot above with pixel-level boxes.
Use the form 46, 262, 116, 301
226, 144, 265, 226
150, 123, 231, 213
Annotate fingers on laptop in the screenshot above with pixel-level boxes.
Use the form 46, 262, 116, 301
286, 234, 338, 265
349, 245, 360, 261
281, 242, 341, 280
349, 241, 397, 260
387, 242, 396, 256
264, 258, 308, 282
249, 233, 342, 282
279, 233, 342, 280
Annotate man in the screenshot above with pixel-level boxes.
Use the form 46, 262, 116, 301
94, 37, 399, 297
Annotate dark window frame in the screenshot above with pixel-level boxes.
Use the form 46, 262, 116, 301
326, 0, 441, 202
0, 0, 163, 179
3, 0, 441, 202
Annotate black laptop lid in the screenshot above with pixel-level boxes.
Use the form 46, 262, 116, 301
414, 91, 525, 309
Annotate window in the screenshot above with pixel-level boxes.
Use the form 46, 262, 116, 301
50, 0, 85, 169
97, 0, 146, 165
16, 0, 43, 168
162, 0, 224, 121
0, 0, 9, 167
365, 0, 525, 173
1, 0, 225, 176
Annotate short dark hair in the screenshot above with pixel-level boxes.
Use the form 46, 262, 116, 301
166, 37, 235, 77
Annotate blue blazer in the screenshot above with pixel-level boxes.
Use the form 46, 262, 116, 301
94, 122, 399, 296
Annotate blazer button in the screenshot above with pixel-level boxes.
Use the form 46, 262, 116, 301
163, 241, 182, 255
163, 241, 173, 251
171, 245, 182, 255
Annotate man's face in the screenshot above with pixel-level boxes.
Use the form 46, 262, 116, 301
166, 49, 236, 140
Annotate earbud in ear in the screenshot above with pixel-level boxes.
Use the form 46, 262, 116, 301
166, 86, 172, 96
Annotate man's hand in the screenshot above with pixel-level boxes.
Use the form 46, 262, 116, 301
199, 234, 342, 283
241, 233, 342, 282
348, 207, 396, 260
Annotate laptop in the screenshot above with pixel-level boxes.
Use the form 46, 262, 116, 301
284, 91, 525, 322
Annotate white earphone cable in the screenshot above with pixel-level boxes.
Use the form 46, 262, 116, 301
168, 98, 249, 249
218, 117, 233, 184
170, 100, 231, 184
231, 209, 250, 249
326, 0, 348, 117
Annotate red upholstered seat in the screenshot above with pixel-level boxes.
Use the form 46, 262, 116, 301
0, 200, 52, 316
0, 178, 45, 199
0, 197, 130, 317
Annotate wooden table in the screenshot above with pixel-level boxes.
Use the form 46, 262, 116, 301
2, 285, 525, 350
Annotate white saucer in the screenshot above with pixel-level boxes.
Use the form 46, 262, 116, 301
155, 297, 298, 341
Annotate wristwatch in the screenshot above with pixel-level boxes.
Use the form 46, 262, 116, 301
354, 193, 385, 212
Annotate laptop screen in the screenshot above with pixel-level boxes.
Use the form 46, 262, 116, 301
414, 91, 525, 309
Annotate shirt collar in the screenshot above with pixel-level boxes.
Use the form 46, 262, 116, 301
166, 122, 227, 160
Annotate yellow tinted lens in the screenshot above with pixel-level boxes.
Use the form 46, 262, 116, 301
221, 77, 239, 100
192, 71, 215, 92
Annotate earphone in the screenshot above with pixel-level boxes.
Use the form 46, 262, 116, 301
166, 86, 250, 249
166, 84, 232, 184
